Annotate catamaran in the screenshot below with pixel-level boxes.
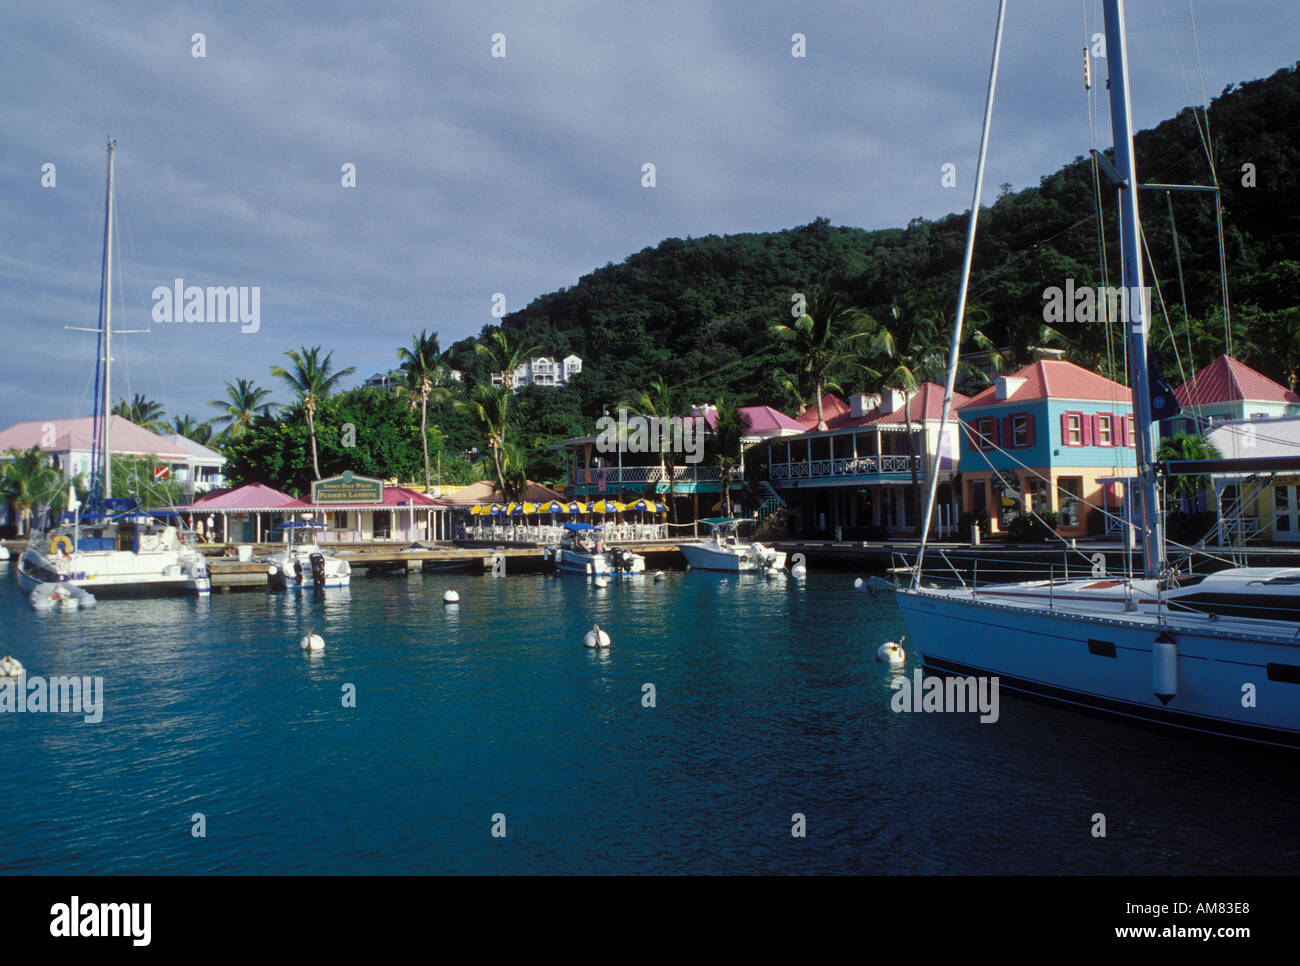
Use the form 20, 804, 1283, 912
679, 518, 786, 573
17, 140, 211, 598
884, 0, 1300, 748
542, 522, 646, 577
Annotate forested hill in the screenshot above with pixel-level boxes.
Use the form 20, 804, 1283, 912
447, 63, 1300, 418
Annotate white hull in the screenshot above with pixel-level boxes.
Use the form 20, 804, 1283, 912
680, 542, 787, 573
18, 546, 210, 597
542, 545, 646, 577
896, 586, 1300, 747
266, 546, 351, 590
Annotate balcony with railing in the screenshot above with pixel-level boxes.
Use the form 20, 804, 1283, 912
769, 454, 919, 481
566, 464, 741, 488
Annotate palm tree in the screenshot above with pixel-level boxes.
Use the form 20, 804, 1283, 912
270, 347, 356, 480
1158, 432, 1221, 514
208, 378, 275, 442
458, 384, 513, 498
397, 329, 452, 493
710, 396, 746, 519
872, 307, 992, 536
1, 447, 64, 536
170, 414, 214, 446
771, 288, 877, 430
475, 329, 540, 394
112, 394, 168, 433
630, 376, 690, 527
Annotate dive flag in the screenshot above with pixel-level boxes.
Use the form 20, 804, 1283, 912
1147, 350, 1182, 421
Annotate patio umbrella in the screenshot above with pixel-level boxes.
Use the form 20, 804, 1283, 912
544, 500, 566, 515
566, 501, 587, 514
488, 504, 506, 515
522, 502, 539, 514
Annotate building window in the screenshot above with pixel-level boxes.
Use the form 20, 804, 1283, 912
1097, 414, 1114, 446
976, 418, 996, 451
1066, 413, 1082, 445
1012, 414, 1030, 447
1125, 415, 1136, 446
1058, 477, 1082, 527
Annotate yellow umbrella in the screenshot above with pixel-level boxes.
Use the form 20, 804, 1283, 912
522, 502, 539, 514
469, 504, 487, 516
591, 499, 620, 514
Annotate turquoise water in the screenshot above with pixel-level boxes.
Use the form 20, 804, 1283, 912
0, 561, 1294, 875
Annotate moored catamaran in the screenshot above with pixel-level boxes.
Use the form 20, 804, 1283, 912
881, 0, 1300, 747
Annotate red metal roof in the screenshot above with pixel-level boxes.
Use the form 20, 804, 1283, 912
794, 393, 851, 429
959, 360, 1132, 408
795, 384, 967, 432
1174, 355, 1300, 405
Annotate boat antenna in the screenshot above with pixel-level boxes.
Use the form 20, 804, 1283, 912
913, 0, 1007, 588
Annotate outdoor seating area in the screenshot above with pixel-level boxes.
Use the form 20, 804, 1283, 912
456, 498, 670, 544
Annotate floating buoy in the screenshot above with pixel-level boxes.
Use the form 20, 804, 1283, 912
1153, 634, 1177, 705
593, 575, 610, 588
300, 632, 325, 652
583, 624, 611, 648
876, 641, 905, 665
791, 563, 807, 577
653, 571, 666, 582
443, 589, 460, 604
0, 655, 24, 677
765, 568, 779, 579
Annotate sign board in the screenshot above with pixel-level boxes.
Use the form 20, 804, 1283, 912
311, 471, 384, 505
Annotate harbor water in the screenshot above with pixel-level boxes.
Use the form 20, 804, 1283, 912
0, 561, 1294, 875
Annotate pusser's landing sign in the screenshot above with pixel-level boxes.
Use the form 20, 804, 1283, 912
311, 471, 384, 504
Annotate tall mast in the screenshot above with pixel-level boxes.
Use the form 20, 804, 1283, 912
913, 0, 1007, 587
1102, 0, 1164, 578
102, 138, 116, 499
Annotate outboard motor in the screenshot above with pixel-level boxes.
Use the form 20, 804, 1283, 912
293, 559, 304, 585
309, 552, 327, 588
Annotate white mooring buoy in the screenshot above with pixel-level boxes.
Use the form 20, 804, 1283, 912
593, 575, 610, 588
299, 632, 325, 652
443, 589, 460, 604
0, 655, 24, 677
583, 624, 611, 649
653, 571, 666, 582
876, 641, 905, 665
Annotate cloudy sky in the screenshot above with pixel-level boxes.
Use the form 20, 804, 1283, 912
2, 0, 1296, 427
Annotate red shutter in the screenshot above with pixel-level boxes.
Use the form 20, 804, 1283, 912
1081, 413, 1093, 447
1061, 412, 1072, 446
1126, 415, 1136, 447
1001, 417, 1013, 449
1024, 413, 1036, 447
1118, 414, 1128, 446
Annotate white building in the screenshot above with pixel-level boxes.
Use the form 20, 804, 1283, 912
492, 355, 582, 390
365, 366, 462, 392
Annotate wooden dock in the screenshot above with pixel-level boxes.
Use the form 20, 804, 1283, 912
205, 542, 687, 588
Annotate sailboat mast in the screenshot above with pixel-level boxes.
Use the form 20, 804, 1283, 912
1101, 0, 1163, 578
101, 138, 116, 500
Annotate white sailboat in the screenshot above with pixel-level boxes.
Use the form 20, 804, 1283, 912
888, 0, 1300, 747
17, 140, 211, 599
679, 518, 786, 573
